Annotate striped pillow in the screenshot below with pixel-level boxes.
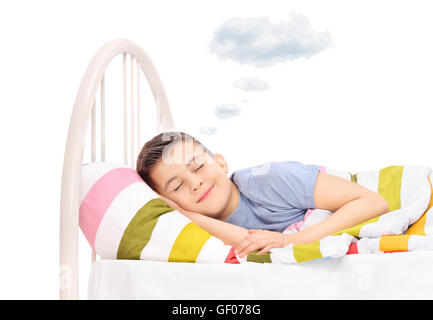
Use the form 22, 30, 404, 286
79, 162, 238, 263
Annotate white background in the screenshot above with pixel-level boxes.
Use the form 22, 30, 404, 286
0, 0, 432, 299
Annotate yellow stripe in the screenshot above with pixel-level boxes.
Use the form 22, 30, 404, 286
406, 177, 433, 236
379, 235, 410, 252
333, 166, 404, 238
333, 216, 380, 238
379, 165, 404, 212
168, 222, 212, 262
293, 241, 322, 263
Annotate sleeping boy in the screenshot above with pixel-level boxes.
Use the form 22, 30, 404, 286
136, 131, 388, 258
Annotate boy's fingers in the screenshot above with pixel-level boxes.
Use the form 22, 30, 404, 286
159, 196, 184, 212
236, 234, 270, 256
159, 195, 176, 207
234, 240, 249, 255
239, 239, 269, 257
239, 244, 258, 258
235, 241, 252, 256
237, 239, 258, 255
236, 233, 261, 252
236, 238, 255, 254
257, 245, 272, 255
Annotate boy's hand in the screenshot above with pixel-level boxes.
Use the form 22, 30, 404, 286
159, 194, 251, 248
158, 194, 198, 218
159, 194, 182, 211
234, 229, 298, 258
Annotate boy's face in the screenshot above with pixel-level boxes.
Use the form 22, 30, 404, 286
150, 140, 235, 219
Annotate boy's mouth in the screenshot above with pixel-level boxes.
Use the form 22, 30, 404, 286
197, 184, 214, 203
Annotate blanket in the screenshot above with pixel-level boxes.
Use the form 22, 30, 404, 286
239, 165, 433, 264
79, 162, 433, 265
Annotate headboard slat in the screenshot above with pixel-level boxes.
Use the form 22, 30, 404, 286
91, 99, 96, 162
136, 62, 141, 156
130, 56, 135, 168
60, 39, 175, 299
101, 74, 106, 161
122, 53, 128, 166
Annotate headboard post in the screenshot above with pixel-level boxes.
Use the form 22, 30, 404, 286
60, 39, 175, 299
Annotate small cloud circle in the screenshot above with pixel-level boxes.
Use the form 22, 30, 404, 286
214, 104, 242, 120
233, 76, 269, 91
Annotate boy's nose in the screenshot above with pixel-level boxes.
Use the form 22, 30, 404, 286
191, 177, 204, 192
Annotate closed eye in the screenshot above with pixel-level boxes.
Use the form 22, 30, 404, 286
173, 164, 204, 192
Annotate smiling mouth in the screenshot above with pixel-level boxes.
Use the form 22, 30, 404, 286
197, 185, 214, 203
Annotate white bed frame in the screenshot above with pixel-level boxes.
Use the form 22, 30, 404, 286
59, 39, 175, 299
60, 39, 433, 301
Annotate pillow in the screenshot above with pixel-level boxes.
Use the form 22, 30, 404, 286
79, 162, 238, 263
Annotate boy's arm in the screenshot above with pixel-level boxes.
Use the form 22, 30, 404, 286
298, 172, 389, 242
159, 195, 249, 247
234, 172, 390, 258
182, 211, 250, 247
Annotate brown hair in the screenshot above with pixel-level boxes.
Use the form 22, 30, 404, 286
136, 131, 214, 192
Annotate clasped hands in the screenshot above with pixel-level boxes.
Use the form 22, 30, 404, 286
233, 229, 301, 258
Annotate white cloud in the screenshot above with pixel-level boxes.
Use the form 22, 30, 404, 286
209, 11, 333, 67
214, 103, 242, 120
233, 76, 269, 91
197, 125, 218, 135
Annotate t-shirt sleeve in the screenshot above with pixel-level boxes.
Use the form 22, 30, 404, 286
245, 161, 321, 209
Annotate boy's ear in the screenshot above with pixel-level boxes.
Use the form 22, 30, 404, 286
213, 153, 228, 174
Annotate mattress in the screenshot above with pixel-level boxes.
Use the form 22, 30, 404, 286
88, 251, 433, 299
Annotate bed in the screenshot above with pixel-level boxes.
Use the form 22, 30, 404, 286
60, 39, 433, 300
88, 252, 433, 299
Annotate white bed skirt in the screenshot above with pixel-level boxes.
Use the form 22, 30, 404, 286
88, 251, 433, 299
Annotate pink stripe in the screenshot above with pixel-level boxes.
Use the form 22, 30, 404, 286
319, 165, 327, 173
79, 168, 143, 250
284, 209, 314, 233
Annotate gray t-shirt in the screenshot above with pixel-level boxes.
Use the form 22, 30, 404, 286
225, 161, 321, 233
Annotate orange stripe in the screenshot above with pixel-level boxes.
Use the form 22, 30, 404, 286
379, 235, 410, 252
406, 213, 427, 236
406, 177, 433, 236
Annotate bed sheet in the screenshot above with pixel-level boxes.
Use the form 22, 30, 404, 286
88, 251, 433, 299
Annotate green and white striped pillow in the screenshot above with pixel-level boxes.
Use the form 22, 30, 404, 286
79, 162, 238, 263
